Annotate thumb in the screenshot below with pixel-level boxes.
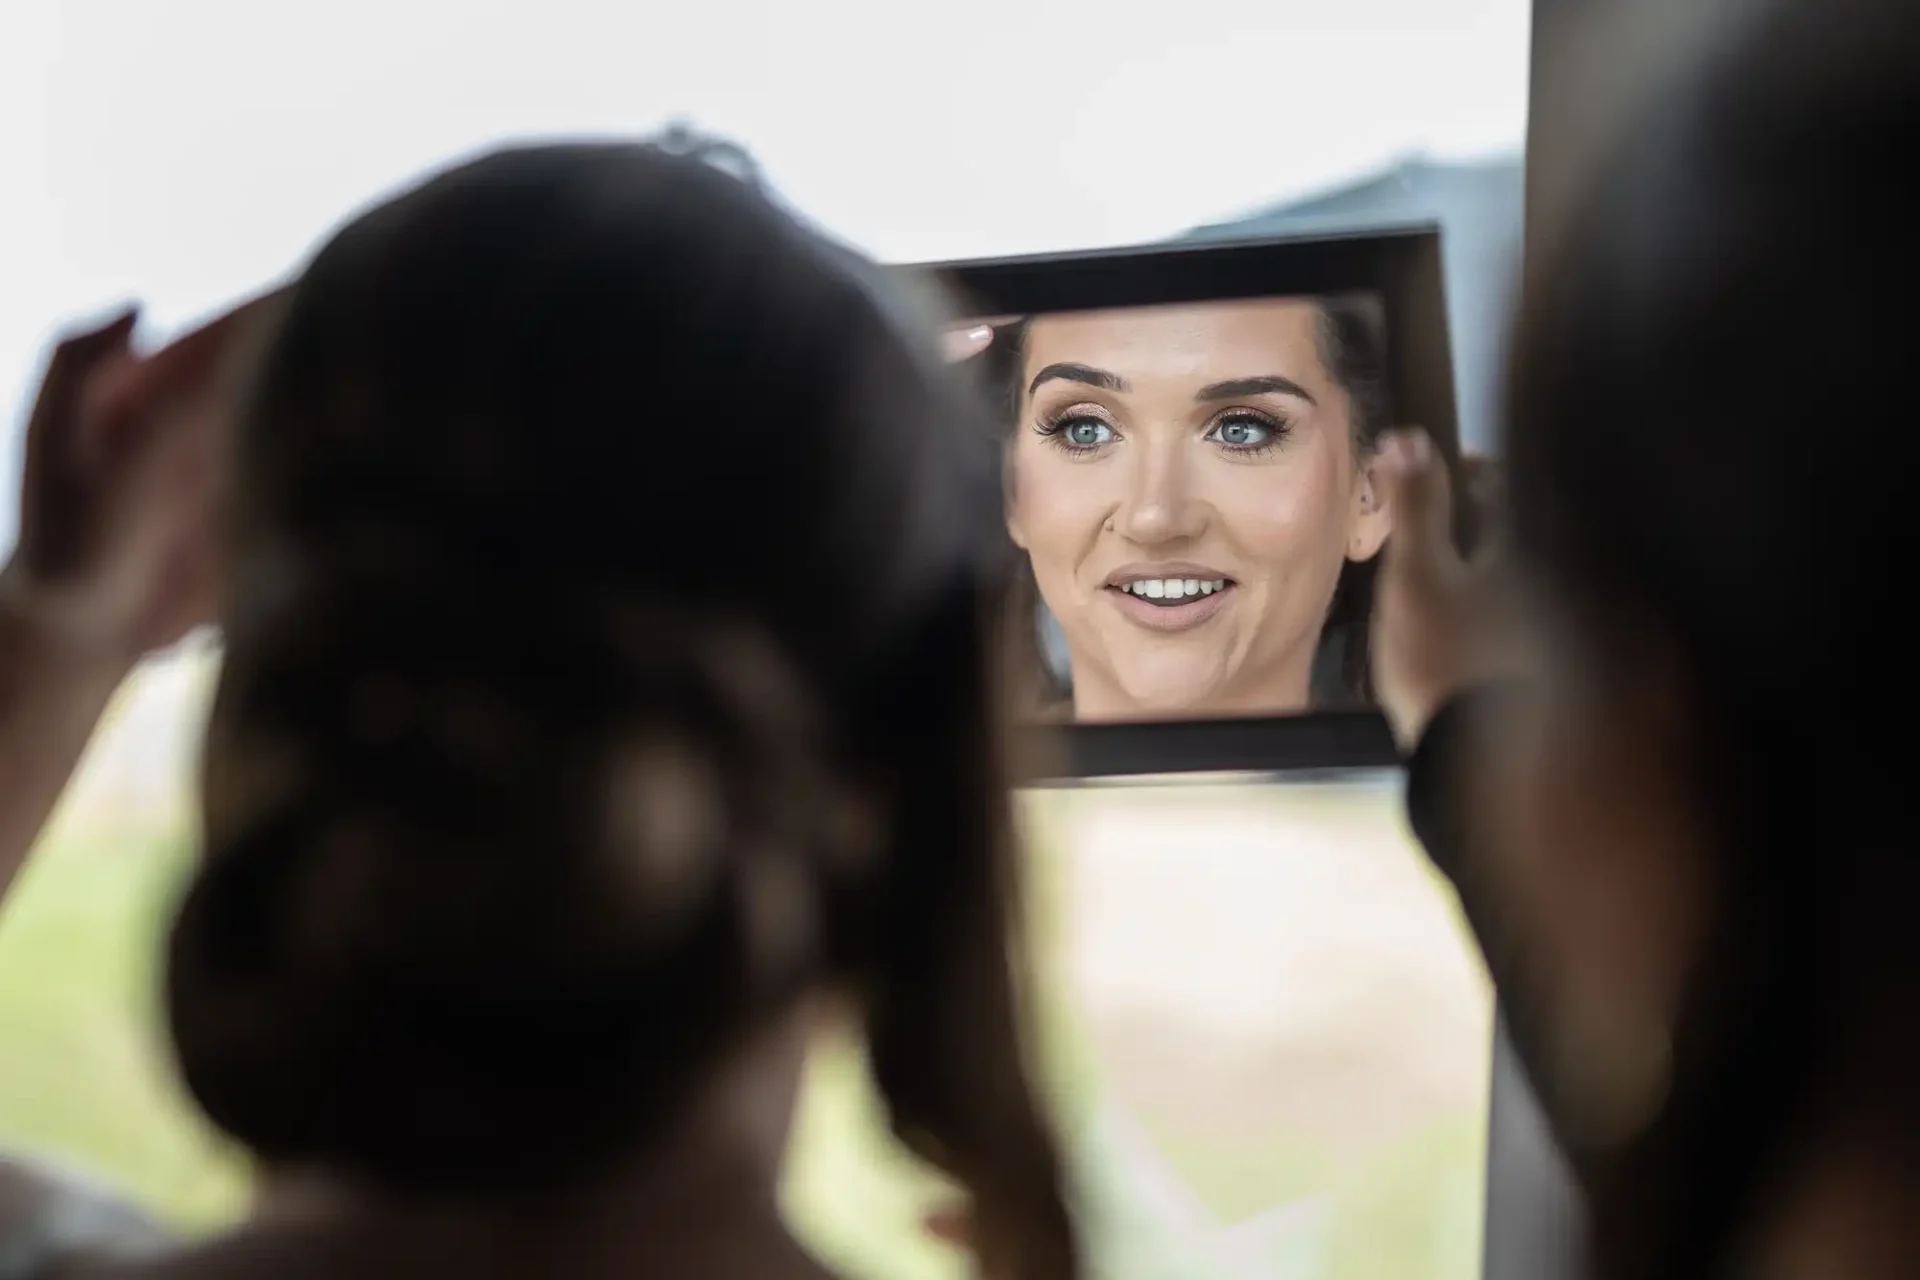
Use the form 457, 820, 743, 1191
1376, 427, 1459, 586
924, 1202, 973, 1246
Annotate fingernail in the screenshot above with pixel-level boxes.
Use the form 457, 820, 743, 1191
966, 325, 993, 343
1382, 429, 1431, 472
1376, 431, 1410, 473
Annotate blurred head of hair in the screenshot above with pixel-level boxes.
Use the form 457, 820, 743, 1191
1502, 0, 1919, 1273
164, 142, 1077, 1280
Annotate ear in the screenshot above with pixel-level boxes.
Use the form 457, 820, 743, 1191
1345, 451, 1394, 562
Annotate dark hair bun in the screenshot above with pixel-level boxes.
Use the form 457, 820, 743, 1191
168, 570, 838, 1192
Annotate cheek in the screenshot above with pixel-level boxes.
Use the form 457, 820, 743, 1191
1011, 445, 1114, 559
1211, 448, 1351, 571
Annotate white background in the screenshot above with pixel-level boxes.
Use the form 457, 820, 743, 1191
0, 0, 1531, 545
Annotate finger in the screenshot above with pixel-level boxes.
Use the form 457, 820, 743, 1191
148, 284, 291, 383
1376, 427, 1460, 584
95, 315, 240, 434
91, 285, 291, 451
15, 309, 142, 545
48, 307, 140, 359
923, 1202, 974, 1246
22, 308, 140, 461
943, 324, 996, 363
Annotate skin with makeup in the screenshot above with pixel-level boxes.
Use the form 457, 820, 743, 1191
1004, 298, 1394, 721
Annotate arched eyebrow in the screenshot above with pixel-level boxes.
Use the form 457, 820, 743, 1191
1028, 362, 1129, 395
1195, 375, 1316, 405
1027, 364, 1318, 406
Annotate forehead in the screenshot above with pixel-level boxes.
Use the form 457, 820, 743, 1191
1023, 297, 1326, 381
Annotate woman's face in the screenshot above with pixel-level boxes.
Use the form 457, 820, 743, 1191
1006, 299, 1391, 719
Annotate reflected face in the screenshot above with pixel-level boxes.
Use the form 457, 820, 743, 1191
1006, 299, 1391, 720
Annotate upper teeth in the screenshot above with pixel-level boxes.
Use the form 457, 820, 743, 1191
1122, 578, 1227, 600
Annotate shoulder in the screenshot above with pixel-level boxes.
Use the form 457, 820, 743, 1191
0, 1152, 171, 1280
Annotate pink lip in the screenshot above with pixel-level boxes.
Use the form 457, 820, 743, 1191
1105, 583, 1235, 633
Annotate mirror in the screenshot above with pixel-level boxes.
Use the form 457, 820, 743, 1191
927, 232, 1486, 730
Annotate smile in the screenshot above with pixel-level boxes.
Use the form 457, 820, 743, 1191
1103, 573, 1237, 633
1115, 576, 1228, 603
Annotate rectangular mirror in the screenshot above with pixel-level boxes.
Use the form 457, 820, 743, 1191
906, 231, 1478, 775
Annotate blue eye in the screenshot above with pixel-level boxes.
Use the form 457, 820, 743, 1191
1052, 416, 1116, 448
1068, 420, 1113, 446
1207, 414, 1280, 449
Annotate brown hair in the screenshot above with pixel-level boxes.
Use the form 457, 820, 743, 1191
164, 143, 1079, 1280
1502, 1, 1920, 1274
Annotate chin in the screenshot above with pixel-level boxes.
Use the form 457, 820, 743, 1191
1109, 673, 1233, 719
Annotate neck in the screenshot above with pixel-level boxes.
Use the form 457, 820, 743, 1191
244, 1016, 815, 1279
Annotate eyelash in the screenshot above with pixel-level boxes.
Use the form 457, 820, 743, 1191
1033, 407, 1293, 458
1032, 409, 1118, 458
1205, 410, 1292, 457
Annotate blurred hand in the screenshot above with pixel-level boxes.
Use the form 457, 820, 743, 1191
0, 295, 275, 672
925, 1201, 972, 1248
1370, 428, 1513, 749
923, 1202, 1005, 1280
942, 316, 1020, 364
928, 1201, 1045, 1280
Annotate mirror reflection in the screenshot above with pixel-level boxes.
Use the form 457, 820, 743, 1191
960, 295, 1405, 722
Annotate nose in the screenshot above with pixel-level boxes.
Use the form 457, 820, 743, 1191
1112, 443, 1207, 545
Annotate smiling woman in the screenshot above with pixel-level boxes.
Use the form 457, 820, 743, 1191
998, 296, 1393, 721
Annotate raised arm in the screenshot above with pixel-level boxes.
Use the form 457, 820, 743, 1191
0, 295, 271, 905
1368, 431, 1599, 1183
0, 585, 133, 904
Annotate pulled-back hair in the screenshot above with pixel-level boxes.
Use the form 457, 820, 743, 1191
165, 143, 1078, 1280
